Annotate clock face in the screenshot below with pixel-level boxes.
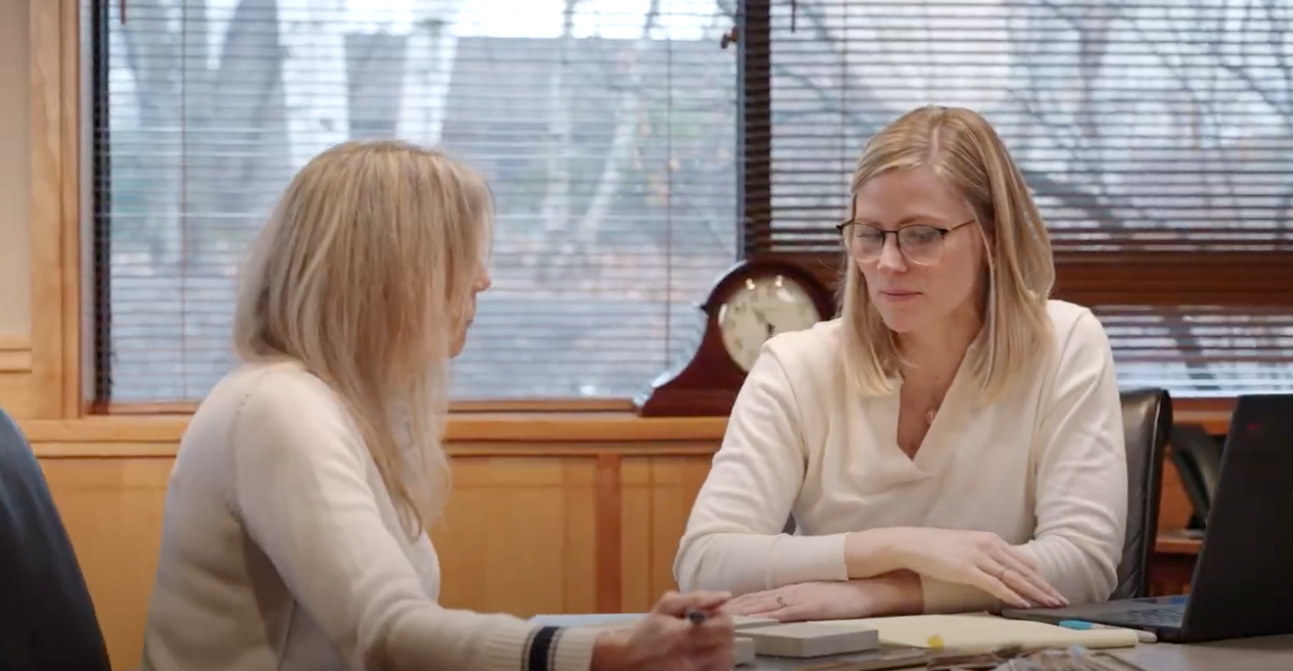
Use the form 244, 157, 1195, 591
717, 274, 823, 372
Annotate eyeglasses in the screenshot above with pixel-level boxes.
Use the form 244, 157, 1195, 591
836, 219, 975, 266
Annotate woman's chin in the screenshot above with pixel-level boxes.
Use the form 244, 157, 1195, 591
876, 310, 924, 334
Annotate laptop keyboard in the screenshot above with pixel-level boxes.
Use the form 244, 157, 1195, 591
1105, 605, 1185, 627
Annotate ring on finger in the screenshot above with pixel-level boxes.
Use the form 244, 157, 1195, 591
997, 566, 1009, 580
776, 596, 788, 609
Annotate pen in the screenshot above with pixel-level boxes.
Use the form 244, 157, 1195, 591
1058, 619, 1158, 644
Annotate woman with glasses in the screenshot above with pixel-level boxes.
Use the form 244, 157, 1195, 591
672, 106, 1126, 622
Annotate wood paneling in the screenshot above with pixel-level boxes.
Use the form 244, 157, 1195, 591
0, 335, 33, 418
40, 455, 171, 671
27, 0, 81, 420
28, 427, 719, 671
620, 455, 714, 613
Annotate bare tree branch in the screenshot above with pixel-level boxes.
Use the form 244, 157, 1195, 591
573, 0, 663, 245
539, 0, 580, 241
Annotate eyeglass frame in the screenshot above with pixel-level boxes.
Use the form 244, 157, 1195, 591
835, 218, 976, 265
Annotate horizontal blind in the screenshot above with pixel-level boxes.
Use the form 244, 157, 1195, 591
1099, 306, 1293, 396
758, 0, 1293, 255
748, 0, 1293, 397
94, 0, 739, 403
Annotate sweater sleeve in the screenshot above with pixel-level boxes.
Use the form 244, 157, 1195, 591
672, 343, 849, 596
229, 376, 598, 671
1023, 309, 1127, 605
922, 310, 1127, 613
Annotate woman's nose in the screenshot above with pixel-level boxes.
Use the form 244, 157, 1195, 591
876, 237, 907, 273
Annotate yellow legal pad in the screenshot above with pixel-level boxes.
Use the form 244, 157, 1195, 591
838, 613, 1141, 653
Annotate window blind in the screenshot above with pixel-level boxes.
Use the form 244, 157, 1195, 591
93, 0, 740, 404
743, 0, 1293, 396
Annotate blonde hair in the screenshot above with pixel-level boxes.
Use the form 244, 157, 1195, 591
233, 139, 492, 537
840, 105, 1055, 400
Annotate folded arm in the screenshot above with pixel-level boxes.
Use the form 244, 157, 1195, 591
1021, 311, 1127, 605
673, 346, 852, 595
910, 311, 1128, 614
230, 376, 598, 671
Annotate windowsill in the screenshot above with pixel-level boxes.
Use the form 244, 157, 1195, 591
20, 399, 1233, 458
20, 411, 731, 458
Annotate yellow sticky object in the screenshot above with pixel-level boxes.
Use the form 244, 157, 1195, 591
926, 634, 944, 649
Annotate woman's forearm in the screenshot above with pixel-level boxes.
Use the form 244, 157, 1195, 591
676, 532, 851, 595
842, 528, 907, 579
857, 571, 926, 617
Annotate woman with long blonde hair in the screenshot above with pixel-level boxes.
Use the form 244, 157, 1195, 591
139, 140, 734, 671
674, 106, 1127, 621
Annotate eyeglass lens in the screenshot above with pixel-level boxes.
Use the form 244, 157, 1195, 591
843, 224, 945, 264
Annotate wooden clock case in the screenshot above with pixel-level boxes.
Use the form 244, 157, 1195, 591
633, 258, 835, 417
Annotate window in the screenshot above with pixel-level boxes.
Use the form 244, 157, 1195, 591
743, 0, 1293, 397
92, 0, 740, 405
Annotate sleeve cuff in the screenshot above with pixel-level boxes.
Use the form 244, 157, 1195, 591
768, 533, 850, 587
548, 626, 600, 671
919, 576, 1000, 614
474, 622, 598, 671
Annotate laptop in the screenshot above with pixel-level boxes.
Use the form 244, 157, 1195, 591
1002, 393, 1293, 643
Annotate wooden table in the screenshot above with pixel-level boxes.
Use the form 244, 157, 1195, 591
1150, 529, 1203, 596
1115, 635, 1293, 670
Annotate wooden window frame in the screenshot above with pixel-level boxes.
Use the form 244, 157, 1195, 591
737, 0, 1290, 425
24, 0, 1232, 442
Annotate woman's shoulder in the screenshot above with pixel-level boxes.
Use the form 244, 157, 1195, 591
1043, 299, 1112, 357
753, 319, 849, 406
762, 318, 845, 377
186, 359, 359, 454
207, 359, 342, 415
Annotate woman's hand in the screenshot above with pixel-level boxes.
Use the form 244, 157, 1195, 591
591, 590, 735, 671
886, 528, 1067, 609
725, 581, 879, 622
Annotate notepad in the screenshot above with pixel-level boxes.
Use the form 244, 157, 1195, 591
739, 621, 881, 658
832, 613, 1140, 653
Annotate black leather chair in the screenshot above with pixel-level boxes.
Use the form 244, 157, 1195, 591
1111, 388, 1172, 600
1168, 422, 1223, 529
0, 407, 112, 671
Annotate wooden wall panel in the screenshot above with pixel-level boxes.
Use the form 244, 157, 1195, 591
620, 455, 713, 613
32, 446, 709, 671
432, 456, 599, 617
40, 454, 171, 670
0, 335, 33, 418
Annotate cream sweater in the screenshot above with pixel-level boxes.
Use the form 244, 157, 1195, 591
673, 300, 1128, 613
139, 361, 598, 671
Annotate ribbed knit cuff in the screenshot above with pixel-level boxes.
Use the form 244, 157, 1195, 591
475, 621, 600, 671
768, 532, 850, 587
547, 626, 600, 671
919, 576, 999, 614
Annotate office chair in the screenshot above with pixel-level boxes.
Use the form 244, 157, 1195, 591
1167, 422, 1223, 531
0, 407, 112, 671
1111, 388, 1172, 600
